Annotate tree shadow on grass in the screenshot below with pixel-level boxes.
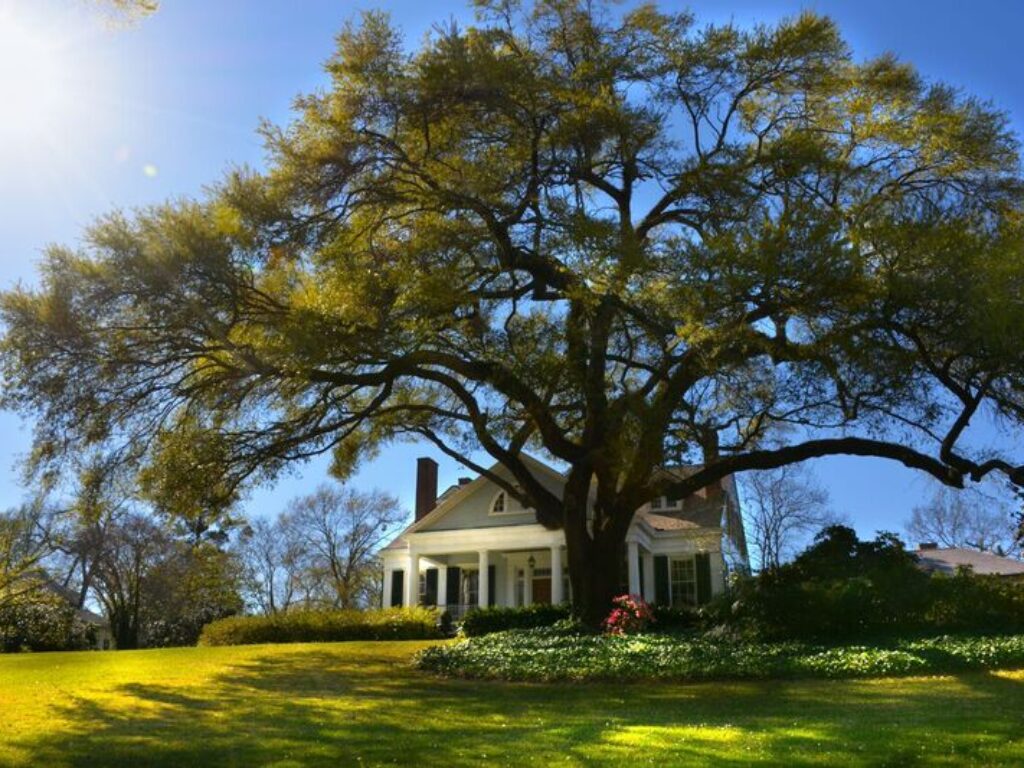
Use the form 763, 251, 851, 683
9, 644, 1024, 767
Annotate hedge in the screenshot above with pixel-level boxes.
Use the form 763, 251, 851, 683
198, 607, 441, 646
459, 603, 572, 636
415, 627, 1024, 682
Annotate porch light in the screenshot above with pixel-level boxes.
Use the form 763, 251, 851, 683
528, 554, 536, 569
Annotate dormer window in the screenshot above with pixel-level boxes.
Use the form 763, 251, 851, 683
650, 496, 681, 512
490, 490, 510, 515
490, 488, 526, 515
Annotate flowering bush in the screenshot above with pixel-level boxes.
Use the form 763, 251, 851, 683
603, 594, 655, 635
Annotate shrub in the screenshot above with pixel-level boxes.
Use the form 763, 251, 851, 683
415, 627, 1024, 682
198, 606, 440, 646
649, 605, 701, 634
714, 527, 1024, 641
603, 594, 654, 636
460, 603, 571, 637
926, 572, 1024, 632
0, 596, 95, 653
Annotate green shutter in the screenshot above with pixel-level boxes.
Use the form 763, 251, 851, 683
695, 553, 712, 606
424, 568, 438, 606
654, 556, 669, 606
488, 564, 497, 606
445, 566, 461, 606
390, 570, 404, 607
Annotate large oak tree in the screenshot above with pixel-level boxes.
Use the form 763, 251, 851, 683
4, 1, 1024, 623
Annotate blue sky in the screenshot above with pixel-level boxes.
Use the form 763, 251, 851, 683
1, 0, 1022, 538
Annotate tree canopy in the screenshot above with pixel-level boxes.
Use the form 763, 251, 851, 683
3, 0, 1024, 621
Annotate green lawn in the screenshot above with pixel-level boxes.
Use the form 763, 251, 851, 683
2, 642, 1024, 766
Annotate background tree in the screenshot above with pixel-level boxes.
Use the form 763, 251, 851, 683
236, 516, 298, 615
282, 485, 404, 610
139, 543, 243, 647
741, 465, 835, 571
905, 487, 1020, 556
5, 1, 1024, 624
237, 486, 403, 613
137, 420, 244, 546
89, 512, 168, 649
0, 502, 53, 612
44, 456, 134, 610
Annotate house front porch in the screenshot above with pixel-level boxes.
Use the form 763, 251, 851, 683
382, 523, 719, 615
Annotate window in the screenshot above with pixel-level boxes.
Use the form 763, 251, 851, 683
670, 557, 696, 606
650, 496, 681, 511
418, 573, 427, 605
490, 490, 519, 515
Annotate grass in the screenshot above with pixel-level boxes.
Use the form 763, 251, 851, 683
0, 642, 1023, 766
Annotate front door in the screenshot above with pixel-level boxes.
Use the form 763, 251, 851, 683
532, 577, 552, 605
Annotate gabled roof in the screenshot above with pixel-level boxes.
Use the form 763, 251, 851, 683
383, 453, 564, 550
383, 454, 747, 561
914, 547, 1024, 577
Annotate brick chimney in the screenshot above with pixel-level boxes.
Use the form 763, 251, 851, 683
919, 542, 939, 551
415, 457, 439, 521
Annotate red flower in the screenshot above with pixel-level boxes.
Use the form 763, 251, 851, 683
603, 594, 655, 635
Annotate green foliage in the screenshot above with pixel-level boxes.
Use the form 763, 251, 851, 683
460, 603, 572, 636
650, 605, 701, 633
0, 505, 52, 612
198, 607, 441, 646
137, 418, 243, 545
925, 571, 1024, 632
141, 544, 244, 648
711, 526, 930, 639
415, 627, 1024, 682
0, 594, 94, 653
709, 526, 1024, 640
458, 602, 701, 637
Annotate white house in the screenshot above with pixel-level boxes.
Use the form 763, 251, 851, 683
382, 455, 748, 616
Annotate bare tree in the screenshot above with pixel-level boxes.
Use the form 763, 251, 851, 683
906, 488, 1020, 556
236, 517, 300, 615
284, 485, 407, 610
742, 466, 835, 572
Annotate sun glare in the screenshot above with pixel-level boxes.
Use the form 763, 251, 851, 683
0, 10, 77, 145
0, 20, 62, 134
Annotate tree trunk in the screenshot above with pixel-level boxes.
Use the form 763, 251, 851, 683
111, 610, 138, 650
563, 502, 626, 629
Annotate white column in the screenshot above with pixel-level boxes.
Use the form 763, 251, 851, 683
505, 557, 516, 607
437, 564, 448, 610
642, 552, 655, 603
478, 550, 490, 608
383, 567, 393, 608
551, 545, 565, 604
627, 541, 641, 596
404, 551, 420, 607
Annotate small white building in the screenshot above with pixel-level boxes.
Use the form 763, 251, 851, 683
381, 455, 748, 616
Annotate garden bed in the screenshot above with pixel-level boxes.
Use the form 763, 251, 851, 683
415, 627, 1024, 682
